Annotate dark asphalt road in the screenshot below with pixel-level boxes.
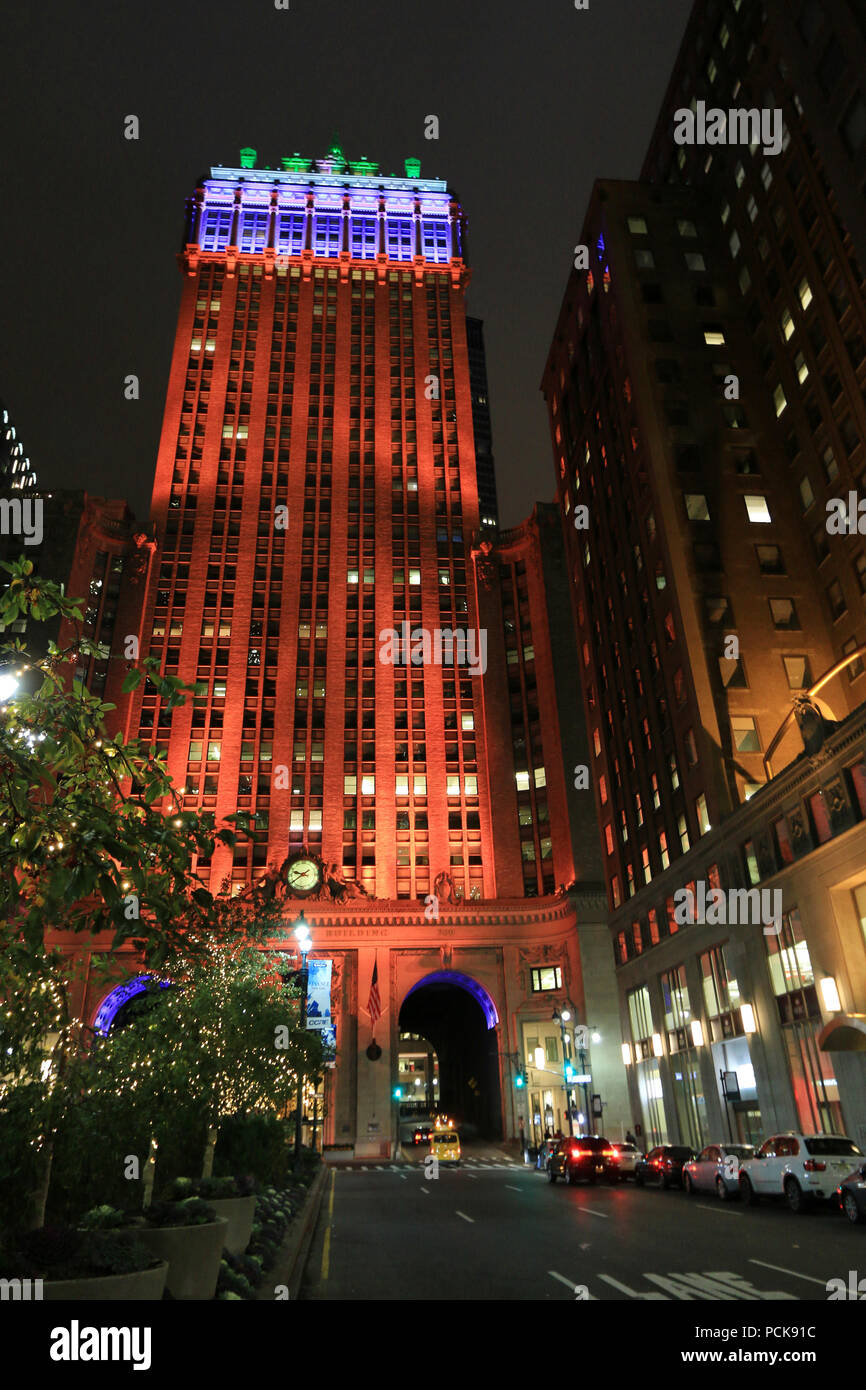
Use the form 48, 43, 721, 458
300, 1149, 864, 1301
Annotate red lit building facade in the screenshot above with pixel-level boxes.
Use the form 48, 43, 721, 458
71, 147, 632, 1154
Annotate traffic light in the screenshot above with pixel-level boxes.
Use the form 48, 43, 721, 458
393, 1086, 403, 1100
565, 1064, 576, 1083
514, 1072, 526, 1088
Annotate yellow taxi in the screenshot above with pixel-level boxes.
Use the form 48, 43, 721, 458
428, 1119, 461, 1165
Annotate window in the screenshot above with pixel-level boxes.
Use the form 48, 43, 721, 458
756, 544, 784, 574
798, 277, 813, 311
696, 794, 711, 834
781, 308, 794, 341
769, 597, 800, 630
827, 580, 847, 620
783, 655, 812, 689
799, 476, 815, 511
635, 249, 655, 269
744, 495, 772, 524
677, 219, 697, 237
684, 252, 706, 272
731, 715, 761, 752
531, 966, 562, 992
704, 327, 726, 346
627, 216, 648, 235
685, 493, 711, 521
773, 384, 787, 417
678, 814, 690, 853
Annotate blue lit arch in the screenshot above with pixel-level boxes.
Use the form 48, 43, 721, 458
402, 971, 499, 1030
92, 975, 171, 1036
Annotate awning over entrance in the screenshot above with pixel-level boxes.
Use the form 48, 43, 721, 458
818, 1014, 866, 1052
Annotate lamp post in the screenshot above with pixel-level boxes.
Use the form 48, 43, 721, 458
293, 912, 311, 1165
574, 1027, 601, 1136
552, 1007, 575, 1137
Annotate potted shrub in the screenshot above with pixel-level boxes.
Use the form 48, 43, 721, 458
0, 1225, 168, 1301
131, 1198, 228, 1301
167, 1176, 257, 1257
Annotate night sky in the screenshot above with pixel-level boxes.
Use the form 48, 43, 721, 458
2, 0, 693, 529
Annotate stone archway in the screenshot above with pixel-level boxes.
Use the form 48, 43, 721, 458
398, 969, 503, 1139
92, 974, 170, 1035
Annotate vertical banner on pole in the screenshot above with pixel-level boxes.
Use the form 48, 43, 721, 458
306, 958, 336, 1059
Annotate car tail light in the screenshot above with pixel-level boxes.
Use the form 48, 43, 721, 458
652, 1158, 661, 1167
602, 1148, 616, 1157
611, 1146, 620, 1156
803, 1159, 826, 1172
573, 1148, 588, 1159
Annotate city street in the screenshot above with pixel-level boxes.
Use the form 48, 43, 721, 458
301, 1144, 861, 1301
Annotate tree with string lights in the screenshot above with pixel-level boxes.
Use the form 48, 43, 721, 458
0, 556, 309, 1227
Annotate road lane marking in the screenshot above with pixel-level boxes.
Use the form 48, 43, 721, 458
598, 1274, 668, 1300
505, 1184, 521, 1192
578, 1206, 609, 1218
548, 1271, 598, 1299
321, 1168, 336, 1282
749, 1259, 828, 1287
455, 1210, 475, 1223
421, 1186, 430, 1195
694, 1204, 742, 1215
465, 1173, 477, 1180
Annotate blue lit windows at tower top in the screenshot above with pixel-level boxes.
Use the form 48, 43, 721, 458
350, 213, 379, 259
196, 165, 459, 265
201, 202, 233, 252
275, 209, 306, 255
238, 206, 270, 253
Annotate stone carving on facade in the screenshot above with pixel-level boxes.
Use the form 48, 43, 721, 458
433, 870, 458, 904
439, 945, 453, 970
794, 695, 838, 757
788, 810, 808, 848
469, 536, 496, 590
126, 532, 155, 586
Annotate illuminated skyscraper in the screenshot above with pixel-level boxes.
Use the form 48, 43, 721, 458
98, 145, 629, 1151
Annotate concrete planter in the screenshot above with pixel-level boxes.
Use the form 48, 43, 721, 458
208, 1196, 256, 1255
133, 1217, 228, 1300
43, 1260, 169, 1301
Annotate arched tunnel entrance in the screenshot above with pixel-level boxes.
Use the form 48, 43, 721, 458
398, 971, 502, 1140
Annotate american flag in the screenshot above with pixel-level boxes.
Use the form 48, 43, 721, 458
367, 958, 381, 1029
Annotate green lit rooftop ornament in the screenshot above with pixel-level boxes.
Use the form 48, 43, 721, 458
281, 153, 312, 172
239, 147, 257, 169
349, 156, 379, 176
404, 157, 421, 179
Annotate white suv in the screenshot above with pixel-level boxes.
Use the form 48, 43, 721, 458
738, 1132, 863, 1213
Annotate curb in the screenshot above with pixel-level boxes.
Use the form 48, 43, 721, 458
257, 1164, 329, 1302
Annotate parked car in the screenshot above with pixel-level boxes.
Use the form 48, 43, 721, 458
611, 1141, 642, 1178
547, 1136, 620, 1185
738, 1133, 864, 1213
634, 1145, 696, 1189
683, 1144, 755, 1200
836, 1163, 866, 1224
412, 1125, 431, 1146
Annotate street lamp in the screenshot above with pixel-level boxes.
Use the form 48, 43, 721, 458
552, 1007, 575, 1136
574, 1024, 599, 1135
293, 911, 311, 1165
